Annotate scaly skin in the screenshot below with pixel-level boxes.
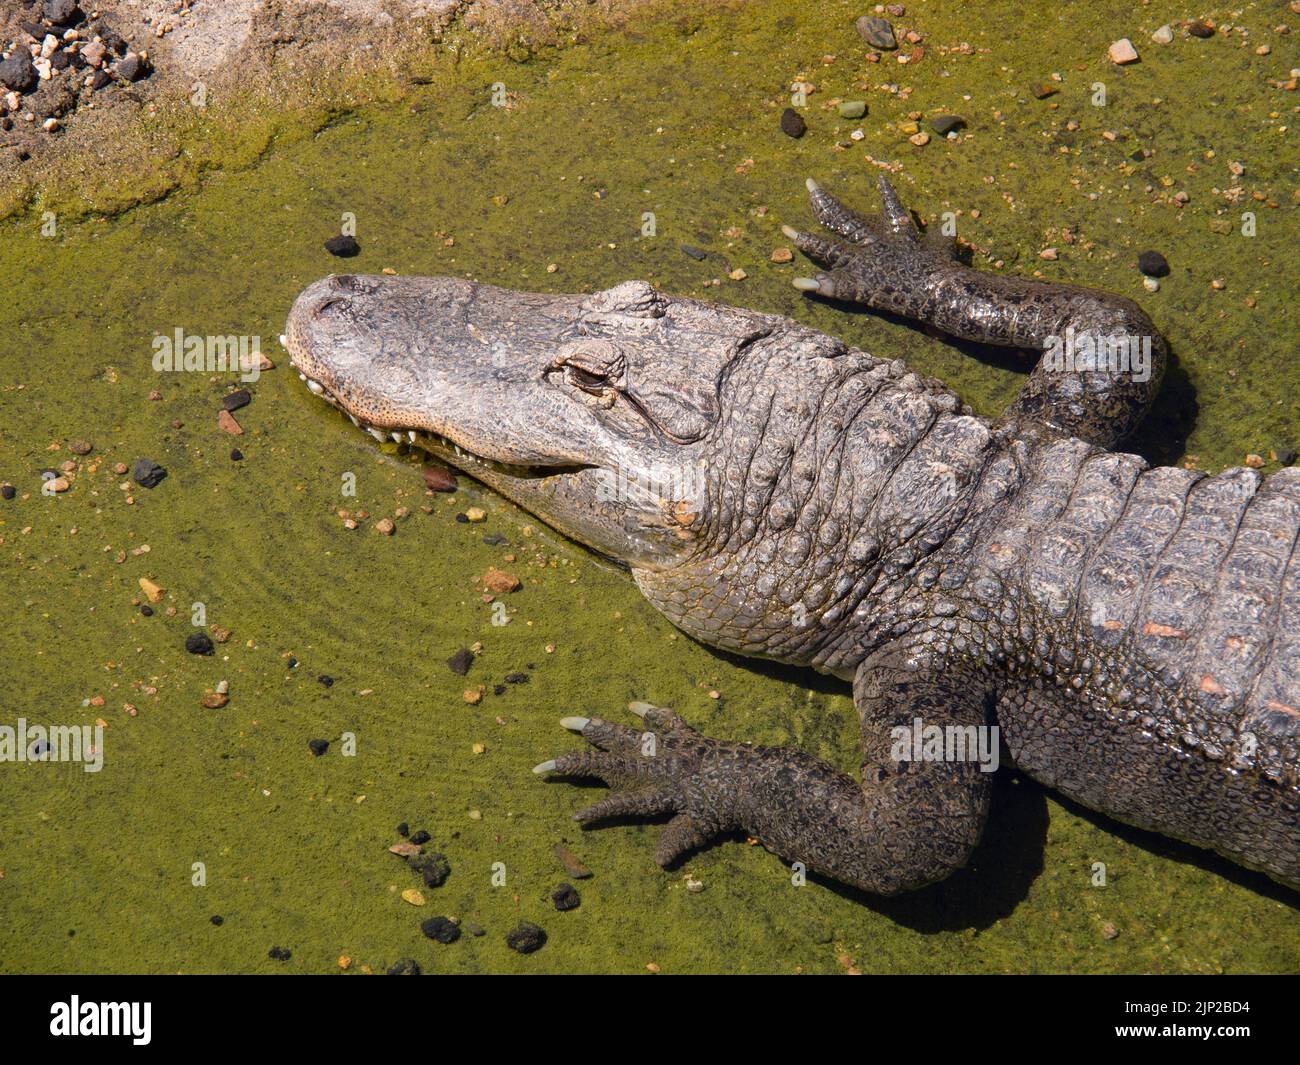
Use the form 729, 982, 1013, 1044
283, 177, 1300, 895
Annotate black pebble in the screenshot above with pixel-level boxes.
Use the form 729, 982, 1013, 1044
421, 916, 461, 944
1, 485, 15, 500
454, 512, 469, 523
308, 739, 329, 757
396, 822, 410, 837
780, 107, 806, 138
287, 657, 298, 669
504, 672, 529, 685
409, 852, 451, 888
386, 958, 421, 975
679, 244, 709, 261
268, 946, 291, 961
140, 605, 153, 617
210, 915, 224, 926
318, 674, 333, 687
1188, 21, 1214, 38
505, 921, 546, 954
483, 533, 508, 546
89, 69, 110, 90
114, 53, 147, 82
1137, 251, 1170, 278
132, 458, 167, 489
1277, 448, 1297, 466
409, 830, 431, 846
931, 115, 966, 135
185, 632, 214, 656
324, 234, 360, 258
493, 684, 507, 696
552, 883, 581, 911
230, 449, 243, 461
221, 388, 251, 412
446, 648, 474, 675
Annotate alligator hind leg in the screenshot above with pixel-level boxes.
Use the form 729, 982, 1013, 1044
532, 654, 994, 894
784, 175, 1168, 449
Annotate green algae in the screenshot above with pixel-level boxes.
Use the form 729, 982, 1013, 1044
0, 2, 1297, 974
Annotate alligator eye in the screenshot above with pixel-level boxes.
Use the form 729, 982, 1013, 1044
566, 366, 609, 390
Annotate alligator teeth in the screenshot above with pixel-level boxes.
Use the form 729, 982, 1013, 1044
390, 431, 403, 442
298, 372, 307, 382
368, 428, 386, 442
349, 414, 359, 427
279, 334, 288, 347
307, 380, 324, 395
408, 431, 417, 443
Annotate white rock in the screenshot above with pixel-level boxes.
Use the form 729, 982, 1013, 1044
81, 40, 106, 67
1152, 25, 1173, 45
1143, 277, 1159, 293
34, 57, 51, 80
1108, 38, 1140, 64
40, 34, 58, 59
4, 91, 18, 112
42, 117, 58, 132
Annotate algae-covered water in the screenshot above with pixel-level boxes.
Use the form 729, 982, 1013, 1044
1, 2, 1297, 974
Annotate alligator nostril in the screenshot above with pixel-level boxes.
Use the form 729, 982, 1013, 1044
330, 274, 374, 294
314, 296, 348, 317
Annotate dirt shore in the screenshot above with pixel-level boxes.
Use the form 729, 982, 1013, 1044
0, 0, 675, 219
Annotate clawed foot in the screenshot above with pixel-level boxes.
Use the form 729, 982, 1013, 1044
533, 702, 747, 867
783, 174, 954, 305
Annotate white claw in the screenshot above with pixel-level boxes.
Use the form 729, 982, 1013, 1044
805, 177, 820, 193
532, 760, 557, 774
781, 224, 800, 240
628, 701, 656, 718
560, 716, 590, 732
792, 277, 822, 292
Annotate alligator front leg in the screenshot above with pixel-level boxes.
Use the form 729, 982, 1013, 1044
533, 656, 994, 895
783, 175, 1168, 449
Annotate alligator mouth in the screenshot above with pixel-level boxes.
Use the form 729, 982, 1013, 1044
285, 335, 557, 480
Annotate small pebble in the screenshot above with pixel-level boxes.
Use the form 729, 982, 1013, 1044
855, 15, 897, 49
324, 234, 360, 257
447, 648, 474, 675
679, 244, 709, 261
838, 100, 866, 119
552, 883, 581, 911
318, 674, 334, 687
421, 916, 461, 944
185, 632, 215, 656
1, 485, 14, 501
386, 958, 421, 975
268, 946, 291, 961
779, 107, 806, 138
308, 738, 329, 756
505, 921, 546, 954
1151, 25, 1173, 45
374, 517, 395, 535
221, 389, 251, 412
465, 507, 486, 522
1187, 21, 1215, 39
201, 692, 228, 709
421, 465, 457, 491
770, 247, 793, 263
1137, 250, 1169, 277
210, 915, 224, 926
409, 830, 432, 846
230, 449, 243, 461
69, 440, 92, 455
132, 458, 167, 489
1108, 39, 1139, 65
931, 115, 965, 135
1143, 277, 1160, 293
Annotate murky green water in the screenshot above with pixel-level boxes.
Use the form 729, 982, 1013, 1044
1, 2, 1297, 973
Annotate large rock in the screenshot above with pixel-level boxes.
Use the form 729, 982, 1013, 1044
44, 0, 82, 27
855, 15, 897, 50
0, 50, 37, 93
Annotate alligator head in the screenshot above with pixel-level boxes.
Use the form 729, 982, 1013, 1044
285, 274, 794, 567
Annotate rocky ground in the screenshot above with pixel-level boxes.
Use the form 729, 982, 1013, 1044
0, 0, 664, 201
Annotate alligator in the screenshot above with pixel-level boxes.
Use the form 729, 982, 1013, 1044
284, 176, 1300, 894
